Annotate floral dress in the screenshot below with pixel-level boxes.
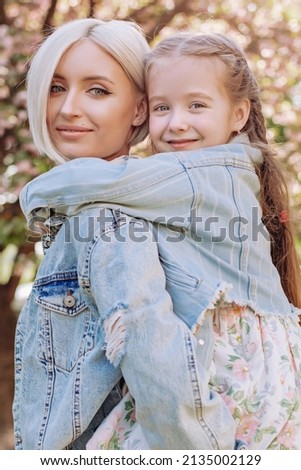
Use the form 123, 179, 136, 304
86, 304, 301, 450
86, 391, 149, 450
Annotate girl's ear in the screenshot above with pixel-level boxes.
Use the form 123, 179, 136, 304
132, 95, 148, 127
234, 98, 250, 133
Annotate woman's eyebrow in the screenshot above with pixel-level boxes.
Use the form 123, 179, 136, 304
82, 75, 115, 84
52, 73, 114, 85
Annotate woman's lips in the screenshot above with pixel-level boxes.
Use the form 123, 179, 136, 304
56, 127, 93, 139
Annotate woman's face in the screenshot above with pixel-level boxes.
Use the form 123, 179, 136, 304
47, 39, 146, 160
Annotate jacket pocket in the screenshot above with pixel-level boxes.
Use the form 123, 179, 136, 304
34, 272, 96, 372
162, 258, 201, 290
160, 258, 221, 331
160, 259, 204, 329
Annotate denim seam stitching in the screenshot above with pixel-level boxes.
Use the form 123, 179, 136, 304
185, 332, 219, 449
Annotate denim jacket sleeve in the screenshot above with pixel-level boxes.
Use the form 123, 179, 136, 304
20, 153, 195, 227
84, 215, 236, 449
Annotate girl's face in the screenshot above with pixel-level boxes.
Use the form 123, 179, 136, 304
148, 55, 248, 153
47, 39, 146, 160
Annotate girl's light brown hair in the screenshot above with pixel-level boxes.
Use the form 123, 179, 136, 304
145, 33, 301, 308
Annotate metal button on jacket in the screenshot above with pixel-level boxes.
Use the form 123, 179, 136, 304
63, 292, 76, 308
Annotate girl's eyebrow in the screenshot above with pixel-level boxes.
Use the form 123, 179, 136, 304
180, 92, 213, 102
148, 95, 166, 105
149, 92, 213, 104
52, 73, 114, 84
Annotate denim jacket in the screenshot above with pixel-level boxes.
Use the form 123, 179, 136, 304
16, 136, 299, 450
20, 135, 300, 323
14, 208, 236, 450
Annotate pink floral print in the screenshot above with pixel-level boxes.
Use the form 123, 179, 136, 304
210, 305, 301, 449
86, 391, 149, 450
87, 305, 301, 450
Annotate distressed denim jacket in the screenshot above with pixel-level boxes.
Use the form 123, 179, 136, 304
15, 136, 299, 450
20, 135, 300, 322
14, 206, 237, 450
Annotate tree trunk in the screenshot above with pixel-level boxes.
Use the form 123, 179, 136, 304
0, 284, 17, 450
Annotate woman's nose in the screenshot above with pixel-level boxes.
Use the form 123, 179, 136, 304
60, 91, 82, 117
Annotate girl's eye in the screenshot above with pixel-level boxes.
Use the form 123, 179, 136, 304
190, 102, 204, 109
89, 87, 111, 97
154, 104, 169, 112
50, 84, 64, 93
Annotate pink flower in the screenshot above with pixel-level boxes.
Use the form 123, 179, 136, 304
117, 426, 126, 436
237, 417, 259, 444
232, 358, 250, 380
279, 210, 288, 223
222, 395, 237, 414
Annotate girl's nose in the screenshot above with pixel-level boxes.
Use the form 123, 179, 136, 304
167, 110, 188, 132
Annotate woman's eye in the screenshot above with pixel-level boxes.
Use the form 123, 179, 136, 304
50, 84, 64, 93
89, 87, 111, 97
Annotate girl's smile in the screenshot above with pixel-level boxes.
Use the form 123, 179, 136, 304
148, 55, 246, 153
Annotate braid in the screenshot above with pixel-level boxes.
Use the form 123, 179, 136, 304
247, 83, 301, 307
255, 147, 301, 307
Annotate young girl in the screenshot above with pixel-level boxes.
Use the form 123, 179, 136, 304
86, 33, 301, 450
20, 32, 301, 449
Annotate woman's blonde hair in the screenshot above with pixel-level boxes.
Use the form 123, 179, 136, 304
145, 33, 301, 307
27, 18, 150, 164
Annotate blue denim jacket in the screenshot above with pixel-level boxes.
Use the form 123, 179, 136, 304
16, 137, 299, 450
14, 207, 236, 450
20, 136, 300, 322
